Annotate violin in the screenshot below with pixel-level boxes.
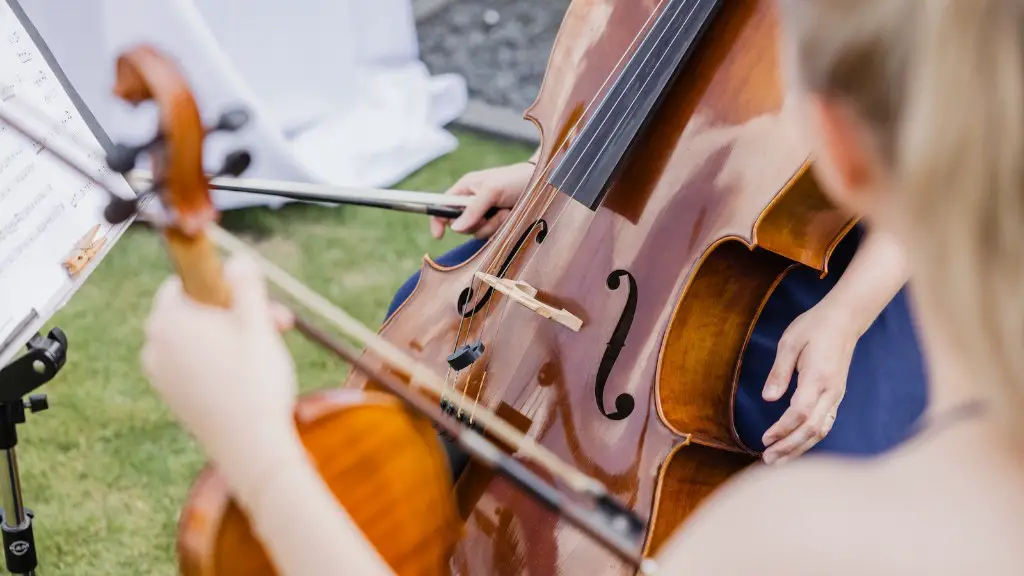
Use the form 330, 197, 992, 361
348, 0, 855, 573
0, 45, 657, 575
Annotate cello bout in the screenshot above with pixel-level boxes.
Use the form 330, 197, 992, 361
177, 389, 460, 576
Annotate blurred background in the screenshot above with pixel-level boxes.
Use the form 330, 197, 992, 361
13, 0, 567, 572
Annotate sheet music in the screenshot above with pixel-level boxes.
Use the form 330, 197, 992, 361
0, 2, 135, 350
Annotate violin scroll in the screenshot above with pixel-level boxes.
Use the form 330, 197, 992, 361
105, 45, 251, 309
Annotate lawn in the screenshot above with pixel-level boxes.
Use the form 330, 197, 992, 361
19, 131, 532, 574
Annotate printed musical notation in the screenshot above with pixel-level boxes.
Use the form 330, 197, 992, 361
0, 183, 46, 244
0, 163, 34, 206
0, 202, 64, 278
0, 2, 137, 353
29, 108, 73, 154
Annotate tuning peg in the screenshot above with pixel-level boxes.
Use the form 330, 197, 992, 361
106, 134, 162, 174
104, 195, 140, 224
209, 108, 250, 133
214, 150, 252, 178
106, 143, 142, 174
104, 190, 155, 225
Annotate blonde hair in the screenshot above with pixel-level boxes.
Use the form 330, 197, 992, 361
779, 1, 1024, 424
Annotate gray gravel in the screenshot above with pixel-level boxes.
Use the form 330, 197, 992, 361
417, 0, 571, 112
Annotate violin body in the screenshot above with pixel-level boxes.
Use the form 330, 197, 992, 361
348, 0, 853, 573
177, 389, 460, 576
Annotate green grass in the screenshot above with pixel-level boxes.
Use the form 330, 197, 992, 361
18, 131, 532, 575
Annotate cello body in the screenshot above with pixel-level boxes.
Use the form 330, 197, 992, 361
348, 0, 854, 574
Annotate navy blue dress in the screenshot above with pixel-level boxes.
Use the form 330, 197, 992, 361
387, 226, 927, 456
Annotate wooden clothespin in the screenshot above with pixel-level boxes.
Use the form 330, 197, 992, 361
63, 224, 106, 278
474, 271, 583, 331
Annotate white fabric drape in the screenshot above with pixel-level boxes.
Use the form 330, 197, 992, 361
19, 0, 466, 209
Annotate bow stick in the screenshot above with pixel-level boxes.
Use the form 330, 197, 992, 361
128, 166, 502, 220
0, 48, 655, 572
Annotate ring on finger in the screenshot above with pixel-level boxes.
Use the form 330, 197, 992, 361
822, 412, 837, 435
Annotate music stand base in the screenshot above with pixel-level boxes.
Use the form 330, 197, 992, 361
0, 507, 34, 575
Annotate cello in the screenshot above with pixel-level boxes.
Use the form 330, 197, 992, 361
0, 44, 658, 575
347, 0, 855, 573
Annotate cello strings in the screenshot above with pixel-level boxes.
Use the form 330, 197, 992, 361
442, 28, 655, 407
464, 0, 696, 418
448, 1, 673, 416
449, 170, 556, 416
459, 0, 685, 419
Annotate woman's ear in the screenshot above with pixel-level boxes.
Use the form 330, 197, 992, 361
806, 94, 887, 216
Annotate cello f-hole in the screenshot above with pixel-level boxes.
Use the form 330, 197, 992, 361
594, 269, 637, 421
456, 219, 549, 318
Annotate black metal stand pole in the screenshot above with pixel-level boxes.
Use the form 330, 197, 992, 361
0, 328, 68, 575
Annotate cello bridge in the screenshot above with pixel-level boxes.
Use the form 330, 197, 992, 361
474, 272, 583, 331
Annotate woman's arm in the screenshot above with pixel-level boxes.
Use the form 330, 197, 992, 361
821, 227, 909, 333
239, 432, 395, 576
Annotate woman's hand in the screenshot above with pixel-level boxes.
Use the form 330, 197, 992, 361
141, 254, 298, 501
143, 259, 399, 576
430, 161, 535, 240
760, 301, 861, 465
760, 229, 909, 465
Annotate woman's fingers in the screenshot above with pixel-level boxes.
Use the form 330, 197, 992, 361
763, 390, 839, 464
269, 301, 295, 333
780, 405, 839, 465
429, 175, 477, 238
429, 216, 449, 239
763, 337, 800, 401
473, 210, 510, 239
451, 191, 499, 234
762, 394, 813, 451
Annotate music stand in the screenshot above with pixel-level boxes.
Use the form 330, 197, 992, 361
0, 2, 141, 574
0, 328, 67, 576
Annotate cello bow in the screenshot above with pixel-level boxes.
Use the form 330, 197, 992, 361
128, 166, 502, 220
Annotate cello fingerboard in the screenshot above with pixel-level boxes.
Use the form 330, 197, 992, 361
548, 0, 720, 210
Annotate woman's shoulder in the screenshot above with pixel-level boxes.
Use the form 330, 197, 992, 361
653, 455, 874, 574
655, 440, 1024, 575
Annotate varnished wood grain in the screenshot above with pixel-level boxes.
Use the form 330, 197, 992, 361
348, 1, 855, 574
177, 390, 460, 576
